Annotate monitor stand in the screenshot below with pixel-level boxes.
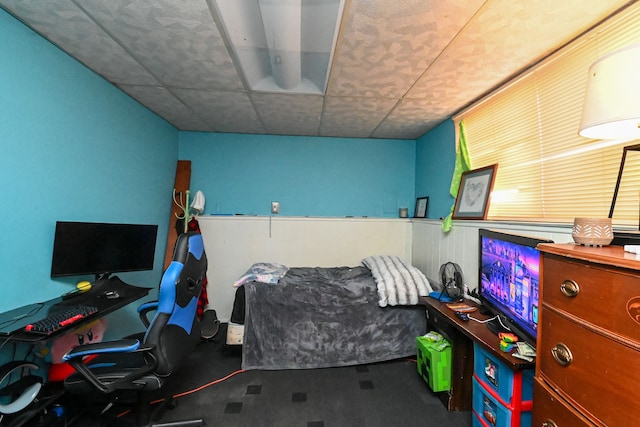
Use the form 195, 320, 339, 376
485, 316, 511, 336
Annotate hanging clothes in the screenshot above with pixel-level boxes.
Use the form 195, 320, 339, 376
442, 121, 472, 232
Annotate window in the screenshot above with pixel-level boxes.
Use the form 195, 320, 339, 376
455, 3, 640, 225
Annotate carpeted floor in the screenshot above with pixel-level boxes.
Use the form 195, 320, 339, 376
63, 324, 472, 426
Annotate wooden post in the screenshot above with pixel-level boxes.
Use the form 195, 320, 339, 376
164, 160, 191, 270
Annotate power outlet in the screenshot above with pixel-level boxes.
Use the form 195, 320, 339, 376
271, 201, 280, 214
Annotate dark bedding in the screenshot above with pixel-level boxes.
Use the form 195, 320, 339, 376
239, 266, 426, 370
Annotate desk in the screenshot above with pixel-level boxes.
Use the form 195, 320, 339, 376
420, 297, 534, 412
0, 276, 150, 342
0, 277, 150, 426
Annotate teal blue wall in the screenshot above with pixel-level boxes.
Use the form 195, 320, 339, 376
179, 132, 417, 218
0, 6, 458, 359
415, 120, 456, 219
0, 9, 178, 317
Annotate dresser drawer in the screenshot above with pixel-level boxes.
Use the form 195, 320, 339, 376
542, 255, 640, 343
532, 379, 594, 427
538, 307, 640, 426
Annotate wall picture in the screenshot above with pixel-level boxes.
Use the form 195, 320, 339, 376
453, 164, 497, 220
414, 197, 429, 218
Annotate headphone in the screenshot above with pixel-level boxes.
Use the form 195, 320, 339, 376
0, 361, 42, 415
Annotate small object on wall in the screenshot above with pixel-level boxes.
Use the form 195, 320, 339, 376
572, 217, 613, 246
399, 207, 408, 218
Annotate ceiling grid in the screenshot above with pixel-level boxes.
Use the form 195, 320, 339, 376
1, 0, 633, 139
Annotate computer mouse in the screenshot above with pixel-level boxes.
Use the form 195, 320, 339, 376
104, 290, 119, 299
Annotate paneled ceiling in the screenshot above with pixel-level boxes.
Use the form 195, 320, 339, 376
1, 0, 635, 139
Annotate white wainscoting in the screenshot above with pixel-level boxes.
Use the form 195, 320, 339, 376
196, 215, 575, 321
411, 220, 575, 291
197, 216, 412, 321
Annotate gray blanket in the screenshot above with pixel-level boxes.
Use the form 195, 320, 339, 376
242, 266, 426, 370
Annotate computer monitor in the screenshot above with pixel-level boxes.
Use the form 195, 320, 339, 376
51, 221, 158, 280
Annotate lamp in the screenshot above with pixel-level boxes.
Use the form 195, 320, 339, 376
579, 44, 640, 140
212, 0, 345, 95
608, 143, 640, 221
579, 44, 640, 245
606, 143, 640, 246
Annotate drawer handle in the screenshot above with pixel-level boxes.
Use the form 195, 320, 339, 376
560, 279, 580, 297
542, 421, 558, 427
551, 342, 573, 366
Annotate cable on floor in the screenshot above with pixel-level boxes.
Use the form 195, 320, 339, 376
116, 368, 246, 418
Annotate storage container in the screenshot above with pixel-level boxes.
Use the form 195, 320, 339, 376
416, 335, 452, 392
472, 377, 532, 427
473, 342, 533, 404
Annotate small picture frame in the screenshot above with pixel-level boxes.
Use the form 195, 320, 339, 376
414, 197, 429, 218
452, 164, 498, 220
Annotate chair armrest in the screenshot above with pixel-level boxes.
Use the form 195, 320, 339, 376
62, 339, 157, 394
62, 338, 141, 361
138, 301, 158, 328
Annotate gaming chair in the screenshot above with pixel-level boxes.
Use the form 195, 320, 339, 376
63, 231, 207, 426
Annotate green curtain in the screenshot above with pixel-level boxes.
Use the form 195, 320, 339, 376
442, 121, 472, 232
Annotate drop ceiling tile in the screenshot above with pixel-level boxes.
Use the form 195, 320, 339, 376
2, 0, 633, 139
118, 84, 213, 131
327, 0, 485, 98
373, 99, 447, 140
251, 93, 323, 136
320, 96, 398, 138
406, 0, 633, 107
173, 89, 265, 134
75, 0, 243, 90
0, 0, 159, 85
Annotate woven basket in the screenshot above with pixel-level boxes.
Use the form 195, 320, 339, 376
572, 217, 613, 246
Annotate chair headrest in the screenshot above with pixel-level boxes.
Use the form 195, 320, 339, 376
173, 232, 204, 264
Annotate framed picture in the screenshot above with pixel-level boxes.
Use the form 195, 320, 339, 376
414, 197, 429, 218
452, 164, 498, 220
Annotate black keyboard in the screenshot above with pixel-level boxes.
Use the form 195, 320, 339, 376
24, 305, 98, 334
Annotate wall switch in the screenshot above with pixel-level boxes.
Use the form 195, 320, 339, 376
271, 201, 280, 214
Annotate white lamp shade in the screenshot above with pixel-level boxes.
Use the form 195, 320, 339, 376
579, 44, 640, 140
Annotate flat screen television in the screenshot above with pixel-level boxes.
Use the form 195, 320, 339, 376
478, 229, 553, 345
51, 221, 158, 280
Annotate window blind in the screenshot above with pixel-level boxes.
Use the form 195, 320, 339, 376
455, 3, 640, 225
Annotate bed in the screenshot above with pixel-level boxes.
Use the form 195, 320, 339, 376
228, 255, 434, 370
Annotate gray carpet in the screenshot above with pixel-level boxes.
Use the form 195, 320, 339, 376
64, 324, 472, 426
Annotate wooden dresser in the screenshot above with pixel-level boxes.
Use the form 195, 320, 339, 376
534, 244, 640, 426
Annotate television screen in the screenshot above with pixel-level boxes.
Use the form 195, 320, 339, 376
51, 221, 158, 279
478, 229, 553, 344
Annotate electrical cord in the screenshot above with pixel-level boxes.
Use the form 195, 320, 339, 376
116, 369, 247, 419
168, 369, 246, 400
468, 314, 511, 331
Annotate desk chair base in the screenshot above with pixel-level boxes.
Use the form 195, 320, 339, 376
143, 396, 205, 427
151, 420, 204, 427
